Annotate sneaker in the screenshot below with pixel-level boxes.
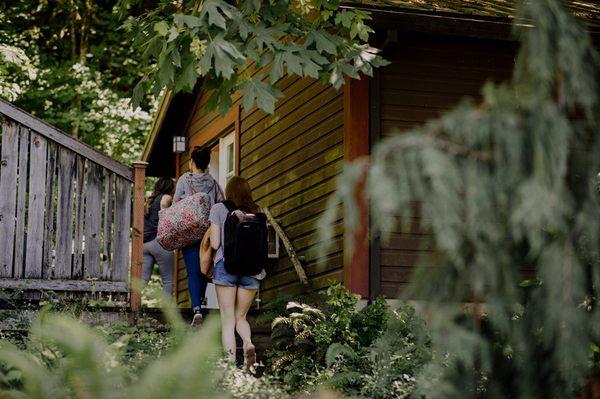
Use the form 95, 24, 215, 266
191, 311, 203, 327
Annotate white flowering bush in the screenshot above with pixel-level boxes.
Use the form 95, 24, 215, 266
0, 43, 36, 102
25, 62, 155, 164
1, 2, 154, 164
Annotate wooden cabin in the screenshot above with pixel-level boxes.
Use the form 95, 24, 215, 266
141, 0, 600, 307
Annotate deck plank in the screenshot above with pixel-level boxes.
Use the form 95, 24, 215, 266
84, 162, 103, 278
24, 132, 47, 278
102, 171, 114, 280
0, 119, 19, 277
13, 126, 30, 278
72, 156, 85, 278
43, 142, 57, 278
55, 148, 76, 278
113, 177, 131, 282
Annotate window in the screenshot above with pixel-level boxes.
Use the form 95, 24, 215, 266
218, 131, 236, 189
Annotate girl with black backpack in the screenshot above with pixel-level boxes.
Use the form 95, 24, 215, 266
209, 176, 267, 368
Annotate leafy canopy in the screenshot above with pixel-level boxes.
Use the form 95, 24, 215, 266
126, 0, 388, 114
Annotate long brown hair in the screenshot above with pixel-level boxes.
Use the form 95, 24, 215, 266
225, 176, 259, 212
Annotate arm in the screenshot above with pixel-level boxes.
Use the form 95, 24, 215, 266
210, 223, 220, 250
160, 195, 172, 209
208, 203, 222, 250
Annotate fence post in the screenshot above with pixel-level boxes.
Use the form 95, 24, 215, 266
130, 161, 147, 316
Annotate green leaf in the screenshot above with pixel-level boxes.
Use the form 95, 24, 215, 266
302, 58, 321, 79
307, 30, 337, 55
158, 51, 175, 84
200, 35, 245, 79
170, 48, 181, 68
270, 52, 285, 83
167, 27, 179, 42
173, 14, 202, 29
142, 36, 163, 61
334, 11, 354, 29
283, 51, 303, 77
241, 76, 283, 114
200, 0, 233, 29
329, 65, 344, 90
175, 61, 198, 92
251, 23, 288, 52
153, 21, 169, 36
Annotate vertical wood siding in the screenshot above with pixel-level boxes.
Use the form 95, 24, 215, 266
177, 76, 345, 306
373, 33, 515, 297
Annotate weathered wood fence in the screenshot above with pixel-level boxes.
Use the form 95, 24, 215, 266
0, 99, 145, 310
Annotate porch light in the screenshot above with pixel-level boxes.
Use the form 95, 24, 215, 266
172, 136, 188, 153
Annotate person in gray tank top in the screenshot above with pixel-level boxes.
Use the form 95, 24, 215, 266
142, 177, 175, 297
174, 146, 224, 326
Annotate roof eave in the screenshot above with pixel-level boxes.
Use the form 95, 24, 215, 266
142, 90, 174, 162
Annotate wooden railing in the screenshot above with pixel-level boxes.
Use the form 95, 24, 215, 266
0, 99, 145, 310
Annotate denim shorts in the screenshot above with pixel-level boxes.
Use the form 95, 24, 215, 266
212, 259, 260, 290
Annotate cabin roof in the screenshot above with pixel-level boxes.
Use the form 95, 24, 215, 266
343, 1, 600, 26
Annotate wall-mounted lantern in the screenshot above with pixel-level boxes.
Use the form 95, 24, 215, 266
172, 136, 188, 153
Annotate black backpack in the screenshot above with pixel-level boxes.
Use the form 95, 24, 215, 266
222, 200, 268, 276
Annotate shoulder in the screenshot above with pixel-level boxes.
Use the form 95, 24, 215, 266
214, 202, 229, 213
177, 173, 191, 182
209, 202, 227, 219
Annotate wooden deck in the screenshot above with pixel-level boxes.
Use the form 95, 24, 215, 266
0, 99, 146, 309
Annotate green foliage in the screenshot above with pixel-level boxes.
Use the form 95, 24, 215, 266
217, 360, 288, 399
0, 1, 153, 163
267, 284, 428, 397
127, 0, 388, 114
0, 310, 224, 399
359, 306, 432, 398
323, 0, 600, 398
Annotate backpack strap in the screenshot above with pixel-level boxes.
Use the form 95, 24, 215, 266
222, 200, 236, 213
214, 179, 225, 202
184, 173, 197, 195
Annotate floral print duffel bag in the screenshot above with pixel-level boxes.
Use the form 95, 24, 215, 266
157, 192, 211, 251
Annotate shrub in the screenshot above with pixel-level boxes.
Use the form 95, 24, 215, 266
266, 284, 430, 397
0, 309, 225, 399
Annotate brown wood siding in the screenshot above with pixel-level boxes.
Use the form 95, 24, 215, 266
374, 33, 515, 298
176, 77, 344, 306
240, 79, 345, 303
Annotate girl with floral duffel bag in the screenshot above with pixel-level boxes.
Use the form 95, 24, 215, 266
157, 146, 223, 325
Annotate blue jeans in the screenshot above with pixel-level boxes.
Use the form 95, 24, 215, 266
213, 259, 260, 290
182, 243, 208, 309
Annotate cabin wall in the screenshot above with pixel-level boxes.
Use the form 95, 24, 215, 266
176, 76, 345, 306
371, 33, 516, 298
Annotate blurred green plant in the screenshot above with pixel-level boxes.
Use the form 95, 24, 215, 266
125, 0, 389, 114
0, 304, 225, 399
321, 0, 600, 397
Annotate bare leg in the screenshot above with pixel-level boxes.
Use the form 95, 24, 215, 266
235, 287, 258, 366
215, 285, 237, 361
